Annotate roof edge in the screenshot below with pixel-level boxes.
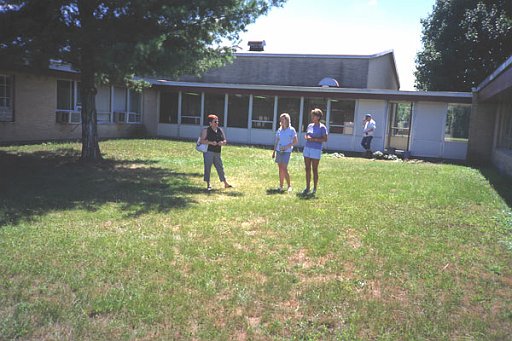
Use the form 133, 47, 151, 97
148, 79, 471, 98
234, 50, 395, 60
475, 55, 512, 92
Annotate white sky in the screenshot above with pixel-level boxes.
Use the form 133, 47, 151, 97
237, 0, 436, 90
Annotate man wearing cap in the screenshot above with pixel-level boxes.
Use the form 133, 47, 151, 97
361, 114, 376, 157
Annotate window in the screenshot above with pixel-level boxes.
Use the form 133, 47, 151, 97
330, 99, 355, 134
302, 97, 327, 132
57, 80, 74, 110
204, 93, 225, 126
128, 89, 142, 123
390, 102, 412, 136
160, 91, 179, 123
277, 97, 301, 131
227, 94, 249, 128
0, 74, 13, 122
445, 104, 471, 141
497, 101, 512, 150
252, 95, 274, 129
56, 80, 81, 123
113, 86, 127, 122
181, 92, 201, 125
96, 85, 111, 123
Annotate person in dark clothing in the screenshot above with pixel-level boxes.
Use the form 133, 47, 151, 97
199, 114, 233, 191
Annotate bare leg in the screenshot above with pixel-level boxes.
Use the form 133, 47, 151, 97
278, 163, 285, 188
304, 157, 312, 191
311, 159, 320, 191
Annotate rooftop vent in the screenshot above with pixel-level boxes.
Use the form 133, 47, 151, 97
318, 77, 340, 88
248, 40, 266, 51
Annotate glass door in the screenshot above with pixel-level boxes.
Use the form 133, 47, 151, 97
386, 102, 413, 152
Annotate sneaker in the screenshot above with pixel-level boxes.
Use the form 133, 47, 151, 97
287, 186, 293, 192
278, 187, 284, 193
301, 188, 310, 195
207, 186, 212, 191
311, 188, 317, 195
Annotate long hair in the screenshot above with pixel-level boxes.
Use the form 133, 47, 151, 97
279, 113, 291, 129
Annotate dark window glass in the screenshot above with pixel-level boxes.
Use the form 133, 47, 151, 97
330, 99, 355, 134
252, 95, 274, 129
181, 92, 201, 125
227, 94, 249, 128
302, 97, 327, 132
57, 80, 73, 110
277, 97, 301, 131
204, 93, 225, 126
160, 91, 179, 123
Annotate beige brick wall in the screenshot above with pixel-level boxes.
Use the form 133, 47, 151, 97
0, 71, 155, 143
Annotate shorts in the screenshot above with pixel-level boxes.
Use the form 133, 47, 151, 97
275, 151, 291, 164
303, 146, 322, 160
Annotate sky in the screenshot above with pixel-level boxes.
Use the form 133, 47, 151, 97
236, 0, 437, 90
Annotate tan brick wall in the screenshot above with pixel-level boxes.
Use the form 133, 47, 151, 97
0, 71, 155, 143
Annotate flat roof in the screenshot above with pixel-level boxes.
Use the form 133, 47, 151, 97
148, 79, 472, 103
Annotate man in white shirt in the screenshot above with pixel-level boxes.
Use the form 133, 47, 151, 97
361, 114, 376, 156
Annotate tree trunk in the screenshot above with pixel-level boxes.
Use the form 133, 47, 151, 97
80, 68, 102, 161
78, 2, 102, 162
80, 76, 102, 161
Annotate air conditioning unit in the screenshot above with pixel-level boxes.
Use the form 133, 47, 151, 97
114, 111, 126, 123
70, 111, 81, 123
56, 111, 70, 123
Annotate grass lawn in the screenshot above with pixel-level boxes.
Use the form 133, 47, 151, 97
1, 138, 511, 340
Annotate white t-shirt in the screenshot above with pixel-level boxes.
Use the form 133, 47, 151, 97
275, 126, 297, 152
363, 119, 376, 136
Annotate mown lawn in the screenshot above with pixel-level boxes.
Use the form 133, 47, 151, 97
1, 139, 511, 340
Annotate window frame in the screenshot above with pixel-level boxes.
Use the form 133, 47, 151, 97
444, 103, 471, 142
0, 74, 14, 122
329, 98, 356, 135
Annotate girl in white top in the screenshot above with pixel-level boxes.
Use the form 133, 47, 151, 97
272, 113, 298, 192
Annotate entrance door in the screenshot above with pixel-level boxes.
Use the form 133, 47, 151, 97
386, 102, 413, 152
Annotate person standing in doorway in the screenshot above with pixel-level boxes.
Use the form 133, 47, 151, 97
361, 113, 376, 157
272, 113, 298, 192
302, 108, 328, 195
199, 114, 233, 191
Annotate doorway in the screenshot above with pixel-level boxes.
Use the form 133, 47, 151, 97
386, 102, 413, 152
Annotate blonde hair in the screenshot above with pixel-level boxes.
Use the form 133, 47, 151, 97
279, 113, 291, 129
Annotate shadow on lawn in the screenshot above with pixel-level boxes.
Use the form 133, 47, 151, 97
0, 149, 204, 227
478, 166, 512, 209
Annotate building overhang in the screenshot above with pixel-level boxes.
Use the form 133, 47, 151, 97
475, 55, 512, 102
147, 79, 472, 104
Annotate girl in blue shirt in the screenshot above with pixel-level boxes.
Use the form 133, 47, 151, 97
272, 113, 298, 192
303, 108, 328, 195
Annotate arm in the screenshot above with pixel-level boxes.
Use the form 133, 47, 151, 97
217, 128, 227, 146
199, 128, 208, 144
308, 129, 328, 143
272, 134, 279, 157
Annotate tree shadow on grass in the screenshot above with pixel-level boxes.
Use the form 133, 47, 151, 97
0, 149, 205, 227
478, 166, 512, 209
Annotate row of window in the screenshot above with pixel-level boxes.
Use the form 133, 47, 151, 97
0, 74, 482, 146
56, 80, 142, 124
159, 91, 356, 134
159, 90, 472, 141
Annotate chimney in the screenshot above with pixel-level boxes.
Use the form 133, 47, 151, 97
248, 40, 266, 51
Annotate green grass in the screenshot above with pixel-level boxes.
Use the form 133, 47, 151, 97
1, 138, 511, 340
